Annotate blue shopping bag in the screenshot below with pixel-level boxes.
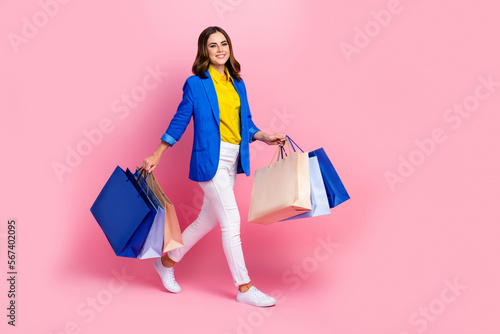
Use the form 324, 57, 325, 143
90, 166, 157, 258
308, 148, 350, 208
287, 136, 350, 208
124, 168, 159, 253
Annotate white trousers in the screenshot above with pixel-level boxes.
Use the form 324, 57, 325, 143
168, 141, 251, 286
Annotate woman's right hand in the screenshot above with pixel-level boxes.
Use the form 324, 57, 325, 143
142, 141, 170, 173
142, 154, 161, 173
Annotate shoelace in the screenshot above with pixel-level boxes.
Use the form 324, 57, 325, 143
166, 268, 178, 284
248, 288, 270, 300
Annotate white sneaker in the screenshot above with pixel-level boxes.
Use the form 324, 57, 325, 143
236, 286, 276, 307
153, 258, 181, 293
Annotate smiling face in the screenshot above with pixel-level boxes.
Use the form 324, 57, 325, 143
206, 31, 230, 69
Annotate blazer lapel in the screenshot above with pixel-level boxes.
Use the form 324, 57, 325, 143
201, 69, 220, 128
231, 75, 244, 113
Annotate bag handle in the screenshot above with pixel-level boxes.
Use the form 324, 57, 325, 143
126, 167, 150, 198
286, 135, 304, 153
268, 137, 293, 167
137, 169, 150, 198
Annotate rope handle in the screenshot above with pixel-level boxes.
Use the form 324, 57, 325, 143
126, 167, 151, 198
267, 137, 294, 167
286, 135, 304, 153
137, 168, 150, 198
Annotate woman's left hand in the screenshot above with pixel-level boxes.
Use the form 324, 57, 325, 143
253, 131, 286, 146
263, 133, 287, 146
267, 133, 286, 146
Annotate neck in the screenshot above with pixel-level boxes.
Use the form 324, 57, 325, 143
211, 64, 226, 77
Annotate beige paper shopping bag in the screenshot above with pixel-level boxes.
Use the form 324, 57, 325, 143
248, 150, 311, 225
161, 199, 183, 252
138, 169, 184, 252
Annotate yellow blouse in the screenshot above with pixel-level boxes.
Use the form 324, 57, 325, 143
208, 64, 241, 145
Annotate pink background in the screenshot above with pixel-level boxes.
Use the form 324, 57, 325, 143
2, 0, 500, 333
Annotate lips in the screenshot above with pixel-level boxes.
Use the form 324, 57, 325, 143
216, 54, 226, 59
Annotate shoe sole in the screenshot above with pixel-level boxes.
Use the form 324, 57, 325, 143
236, 298, 276, 307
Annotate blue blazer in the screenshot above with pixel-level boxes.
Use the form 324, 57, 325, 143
161, 69, 261, 182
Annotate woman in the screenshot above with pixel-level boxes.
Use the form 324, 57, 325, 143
142, 26, 285, 307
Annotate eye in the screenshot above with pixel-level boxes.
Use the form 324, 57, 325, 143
222, 42, 228, 46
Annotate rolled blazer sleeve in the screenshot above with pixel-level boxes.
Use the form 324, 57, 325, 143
161, 79, 194, 146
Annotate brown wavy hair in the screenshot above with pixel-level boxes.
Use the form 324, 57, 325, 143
192, 26, 242, 82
